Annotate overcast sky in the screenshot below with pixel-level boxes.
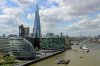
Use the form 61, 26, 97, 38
0, 0, 100, 36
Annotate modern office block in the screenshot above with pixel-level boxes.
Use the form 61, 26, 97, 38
19, 24, 29, 38
46, 33, 54, 38
41, 38, 65, 50
33, 5, 41, 49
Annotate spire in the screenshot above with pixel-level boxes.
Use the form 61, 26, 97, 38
33, 3, 41, 38
33, 3, 41, 49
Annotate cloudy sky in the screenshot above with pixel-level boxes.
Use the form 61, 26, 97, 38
0, 0, 100, 36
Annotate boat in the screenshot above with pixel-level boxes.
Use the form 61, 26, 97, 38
81, 44, 89, 52
80, 56, 84, 58
76, 43, 79, 45
56, 58, 70, 64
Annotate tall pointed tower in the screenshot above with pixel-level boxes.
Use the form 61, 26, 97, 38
33, 4, 41, 49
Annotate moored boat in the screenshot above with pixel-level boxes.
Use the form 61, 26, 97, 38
56, 58, 70, 64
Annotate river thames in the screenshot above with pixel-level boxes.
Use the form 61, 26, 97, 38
30, 41, 100, 66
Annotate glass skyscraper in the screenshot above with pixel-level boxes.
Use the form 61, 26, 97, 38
33, 5, 41, 38
33, 5, 41, 49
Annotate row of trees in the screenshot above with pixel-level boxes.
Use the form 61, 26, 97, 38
0, 52, 16, 66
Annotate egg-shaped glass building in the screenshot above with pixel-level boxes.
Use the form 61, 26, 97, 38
0, 37, 35, 60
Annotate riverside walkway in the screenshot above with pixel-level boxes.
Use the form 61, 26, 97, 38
14, 49, 67, 66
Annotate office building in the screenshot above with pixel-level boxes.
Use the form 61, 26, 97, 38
33, 5, 41, 49
0, 37, 35, 60
41, 38, 65, 49
19, 24, 29, 38
46, 33, 54, 38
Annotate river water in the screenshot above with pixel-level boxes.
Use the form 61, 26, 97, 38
30, 41, 100, 66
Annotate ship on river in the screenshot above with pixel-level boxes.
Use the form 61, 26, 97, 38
80, 44, 89, 52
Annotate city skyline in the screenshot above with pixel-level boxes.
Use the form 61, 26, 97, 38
0, 0, 100, 36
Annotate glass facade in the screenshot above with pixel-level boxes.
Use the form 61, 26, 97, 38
0, 37, 35, 60
41, 38, 65, 49
33, 5, 41, 49
33, 5, 41, 38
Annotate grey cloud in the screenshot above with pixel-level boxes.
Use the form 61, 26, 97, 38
12, 0, 36, 8
40, 0, 100, 36
64, 15, 100, 32
48, 0, 100, 16
0, 0, 100, 36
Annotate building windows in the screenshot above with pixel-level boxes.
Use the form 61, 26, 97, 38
0, 37, 35, 60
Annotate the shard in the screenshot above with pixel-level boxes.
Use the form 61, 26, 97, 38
33, 4, 41, 49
